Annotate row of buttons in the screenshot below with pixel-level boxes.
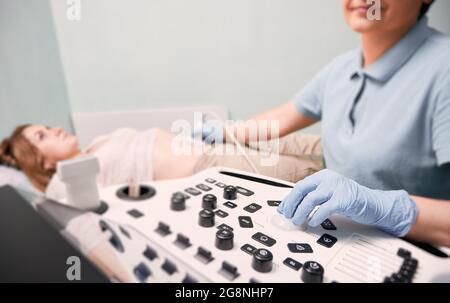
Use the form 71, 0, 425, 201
384, 248, 419, 283
205, 178, 255, 196
137, 245, 200, 283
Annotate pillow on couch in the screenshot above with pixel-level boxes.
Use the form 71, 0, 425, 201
0, 165, 42, 195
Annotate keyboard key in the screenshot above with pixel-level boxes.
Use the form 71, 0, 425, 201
174, 233, 192, 249
252, 232, 276, 247
143, 246, 158, 261
185, 187, 201, 196
127, 209, 144, 218
219, 261, 240, 281
321, 219, 337, 231
196, 246, 214, 264
215, 209, 229, 218
317, 234, 338, 248
244, 203, 262, 213
241, 244, 257, 255
236, 186, 254, 196
134, 262, 151, 282
267, 200, 281, 207
287, 243, 313, 253
224, 201, 237, 209
162, 259, 177, 275
283, 258, 302, 271
196, 184, 212, 191
238, 216, 254, 228
155, 221, 171, 236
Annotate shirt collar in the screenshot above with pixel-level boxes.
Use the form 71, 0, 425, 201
349, 16, 432, 82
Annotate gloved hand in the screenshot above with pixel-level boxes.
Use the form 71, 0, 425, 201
192, 119, 225, 144
277, 169, 419, 237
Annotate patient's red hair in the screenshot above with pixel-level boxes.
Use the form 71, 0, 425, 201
0, 125, 54, 192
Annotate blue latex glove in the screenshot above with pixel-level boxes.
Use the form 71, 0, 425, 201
192, 119, 224, 144
277, 169, 419, 237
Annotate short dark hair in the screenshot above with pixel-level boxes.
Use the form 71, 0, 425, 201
419, 1, 435, 20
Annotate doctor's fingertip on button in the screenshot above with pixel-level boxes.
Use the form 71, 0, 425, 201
1, 0, 449, 289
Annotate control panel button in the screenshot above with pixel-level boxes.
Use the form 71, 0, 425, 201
162, 259, 178, 275
143, 246, 158, 261
119, 226, 131, 239
205, 178, 216, 184
244, 203, 262, 213
196, 184, 212, 192
223, 185, 238, 200
217, 223, 234, 232
223, 201, 237, 209
171, 194, 186, 211
402, 257, 418, 272
215, 209, 229, 218
127, 209, 144, 219
236, 186, 254, 196
238, 216, 254, 228
199, 209, 215, 227
317, 233, 338, 248
283, 258, 302, 271
155, 222, 171, 236
182, 275, 199, 283
219, 261, 240, 281
287, 243, 313, 253
196, 247, 214, 264
175, 233, 192, 249
390, 273, 409, 283
301, 261, 324, 283
397, 248, 412, 259
202, 194, 217, 210
267, 200, 281, 207
99, 221, 124, 253
216, 182, 227, 188
252, 232, 276, 247
215, 229, 234, 251
320, 219, 337, 231
241, 244, 257, 256
252, 249, 273, 273
134, 262, 151, 282
185, 187, 201, 196
173, 191, 190, 200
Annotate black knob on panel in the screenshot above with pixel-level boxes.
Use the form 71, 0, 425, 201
215, 229, 234, 250
252, 249, 273, 273
223, 186, 237, 200
202, 194, 217, 210
301, 261, 324, 283
199, 209, 215, 227
171, 193, 186, 211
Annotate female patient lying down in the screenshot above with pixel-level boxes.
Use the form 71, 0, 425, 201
0, 124, 324, 196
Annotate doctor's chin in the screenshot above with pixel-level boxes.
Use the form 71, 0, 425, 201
1, 0, 450, 293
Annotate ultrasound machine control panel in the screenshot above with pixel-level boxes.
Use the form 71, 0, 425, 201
56, 167, 450, 283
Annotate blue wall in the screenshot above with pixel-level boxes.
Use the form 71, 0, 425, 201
0, 0, 72, 139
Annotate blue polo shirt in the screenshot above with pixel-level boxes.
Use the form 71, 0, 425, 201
293, 17, 450, 199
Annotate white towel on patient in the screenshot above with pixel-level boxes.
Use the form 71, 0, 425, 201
46, 128, 156, 201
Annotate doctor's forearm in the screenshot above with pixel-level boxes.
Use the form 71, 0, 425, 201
406, 196, 450, 247
227, 101, 317, 143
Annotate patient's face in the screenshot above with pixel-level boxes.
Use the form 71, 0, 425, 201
23, 125, 80, 170
343, 0, 429, 34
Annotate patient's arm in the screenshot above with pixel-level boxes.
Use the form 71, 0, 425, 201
226, 101, 318, 143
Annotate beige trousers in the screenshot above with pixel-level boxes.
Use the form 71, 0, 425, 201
192, 133, 324, 183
